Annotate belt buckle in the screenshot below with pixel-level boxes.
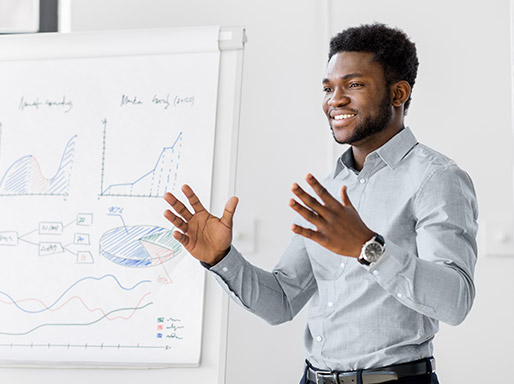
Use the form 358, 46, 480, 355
315, 370, 337, 384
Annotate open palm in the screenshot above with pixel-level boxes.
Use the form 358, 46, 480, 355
163, 185, 238, 265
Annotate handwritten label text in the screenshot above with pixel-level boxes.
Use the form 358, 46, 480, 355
19, 96, 73, 113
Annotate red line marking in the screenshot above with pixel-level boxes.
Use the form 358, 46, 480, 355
0, 292, 152, 320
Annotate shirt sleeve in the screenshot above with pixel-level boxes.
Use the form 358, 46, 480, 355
367, 164, 478, 326
208, 233, 317, 325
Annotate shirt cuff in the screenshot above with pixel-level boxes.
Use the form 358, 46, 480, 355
366, 241, 402, 279
208, 245, 244, 280
200, 261, 213, 269
198, 246, 241, 271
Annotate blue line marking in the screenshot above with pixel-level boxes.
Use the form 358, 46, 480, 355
0, 274, 150, 314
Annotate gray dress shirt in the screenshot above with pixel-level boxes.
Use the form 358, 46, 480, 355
208, 127, 478, 371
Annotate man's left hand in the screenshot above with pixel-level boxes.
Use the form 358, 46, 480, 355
289, 173, 374, 258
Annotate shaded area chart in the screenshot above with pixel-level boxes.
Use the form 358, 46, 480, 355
100, 225, 183, 267
101, 132, 182, 198
0, 135, 77, 196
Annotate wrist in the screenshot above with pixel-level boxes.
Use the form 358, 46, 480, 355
358, 233, 386, 266
205, 246, 231, 266
351, 229, 375, 258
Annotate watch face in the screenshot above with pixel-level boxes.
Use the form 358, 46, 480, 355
365, 242, 383, 262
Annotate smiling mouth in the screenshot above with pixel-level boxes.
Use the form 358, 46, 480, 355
333, 113, 356, 120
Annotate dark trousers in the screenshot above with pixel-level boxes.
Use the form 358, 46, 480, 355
299, 366, 440, 384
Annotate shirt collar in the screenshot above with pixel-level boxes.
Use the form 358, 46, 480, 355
334, 127, 418, 177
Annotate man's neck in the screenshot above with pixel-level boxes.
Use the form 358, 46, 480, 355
351, 124, 405, 171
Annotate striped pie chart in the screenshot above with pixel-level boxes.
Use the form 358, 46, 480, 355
99, 225, 183, 268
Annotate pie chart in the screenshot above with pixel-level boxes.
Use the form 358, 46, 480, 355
99, 225, 183, 267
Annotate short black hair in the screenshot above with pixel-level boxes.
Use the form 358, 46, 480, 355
329, 23, 419, 111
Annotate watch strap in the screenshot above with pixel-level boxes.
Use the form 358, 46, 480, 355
374, 233, 385, 246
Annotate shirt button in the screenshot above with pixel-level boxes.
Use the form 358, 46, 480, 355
340, 262, 345, 269
316, 336, 323, 342
359, 178, 366, 184
222, 267, 228, 272
397, 292, 403, 298
372, 270, 379, 276
327, 302, 333, 308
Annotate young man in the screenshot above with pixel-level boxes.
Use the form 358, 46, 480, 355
163, 23, 478, 384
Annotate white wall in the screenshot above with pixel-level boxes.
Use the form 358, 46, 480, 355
2, 0, 512, 383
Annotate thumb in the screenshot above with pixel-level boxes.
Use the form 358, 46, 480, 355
220, 196, 239, 228
340, 185, 353, 207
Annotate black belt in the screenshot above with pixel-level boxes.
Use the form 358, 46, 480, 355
305, 357, 435, 384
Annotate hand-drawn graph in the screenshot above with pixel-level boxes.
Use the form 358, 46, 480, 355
0, 274, 153, 337
99, 225, 183, 268
100, 119, 183, 198
0, 32, 221, 366
0, 135, 77, 196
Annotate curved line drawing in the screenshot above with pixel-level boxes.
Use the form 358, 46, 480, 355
0, 135, 77, 196
0, 292, 152, 320
0, 274, 150, 314
0, 302, 154, 336
101, 132, 182, 197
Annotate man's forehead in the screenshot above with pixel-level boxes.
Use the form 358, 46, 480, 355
325, 51, 383, 79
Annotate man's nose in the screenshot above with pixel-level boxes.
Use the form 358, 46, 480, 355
328, 89, 350, 107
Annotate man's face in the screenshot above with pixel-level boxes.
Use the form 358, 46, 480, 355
322, 51, 393, 146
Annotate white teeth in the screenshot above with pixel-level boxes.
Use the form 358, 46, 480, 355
333, 114, 355, 120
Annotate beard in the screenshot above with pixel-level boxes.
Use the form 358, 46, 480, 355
331, 92, 393, 145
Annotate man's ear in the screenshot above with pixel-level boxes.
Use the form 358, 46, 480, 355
391, 80, 411, 107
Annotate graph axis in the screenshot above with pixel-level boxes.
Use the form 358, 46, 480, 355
98, 119, 183, 199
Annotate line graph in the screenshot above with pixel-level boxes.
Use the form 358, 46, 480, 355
0, 135, 77, 196
0, 274, 154, 337
100, 119, 183, 198
0, 302, 153, 336
0, 292, 152, 319
0, 274, 150, 314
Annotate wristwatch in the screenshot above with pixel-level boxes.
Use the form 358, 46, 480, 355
358, 233, 386, 266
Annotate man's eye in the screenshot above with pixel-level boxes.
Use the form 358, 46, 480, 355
323, 87, 332, 93
349, 83, 363, 88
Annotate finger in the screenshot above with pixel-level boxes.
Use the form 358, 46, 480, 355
340, 185, 353, 207
164, 192, 193, 221
291, 223, 324, 243
289, 198, 324, 226
306, 173, 339, 207
172, 230, 190, 247
182, 184, 206, 214
291, 182, 327, 216
163, 209, 189, 232
220, 196, 239, 228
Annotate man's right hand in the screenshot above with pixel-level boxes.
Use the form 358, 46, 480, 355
163, 185, 239, 266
